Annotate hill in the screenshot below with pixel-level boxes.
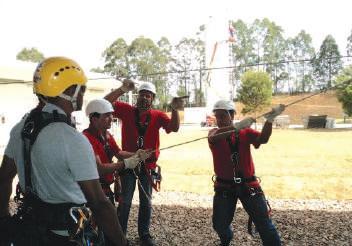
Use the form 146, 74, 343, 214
235, 90, 344, 124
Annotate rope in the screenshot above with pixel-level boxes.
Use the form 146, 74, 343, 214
153, 78, 352, 151
132, 169, 177, 246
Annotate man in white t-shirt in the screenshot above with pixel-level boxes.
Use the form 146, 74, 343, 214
0, 57, 141, 245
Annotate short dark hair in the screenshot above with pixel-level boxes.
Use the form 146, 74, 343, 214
89, 112, 100, 121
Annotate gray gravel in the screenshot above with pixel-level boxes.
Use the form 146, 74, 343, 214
126, 191, 352, 246
9, 191, 352, 245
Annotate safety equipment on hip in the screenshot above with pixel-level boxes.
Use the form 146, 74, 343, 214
33, 57, 87, 111
123, 153, 142, 169
137, 81, 156, 94
213, 100, 235, 112
69, 206, 105, 245
85, 98, 114, 116
120, 79, 136, 93
263, 104, 286, 123
234, 117, 255, 130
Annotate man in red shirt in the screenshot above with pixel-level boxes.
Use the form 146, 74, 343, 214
208, 100, 283, 246
105, 80, 183, 246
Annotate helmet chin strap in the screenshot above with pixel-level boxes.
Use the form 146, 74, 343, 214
59, 85, 81, 111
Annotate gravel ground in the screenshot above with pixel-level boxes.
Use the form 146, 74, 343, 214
9, 191, 352, 245
125, 191, 352, 246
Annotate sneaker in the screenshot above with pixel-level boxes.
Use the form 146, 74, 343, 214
140, 234, 155, 246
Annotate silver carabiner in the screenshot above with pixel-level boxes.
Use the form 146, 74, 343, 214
234, 177, 242, 184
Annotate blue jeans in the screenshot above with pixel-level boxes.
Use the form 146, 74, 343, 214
212, 187, 281, 246
118, 169, 152, 237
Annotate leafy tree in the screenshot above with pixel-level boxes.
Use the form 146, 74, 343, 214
16, 47, 44, 63
232, 19, 256, 88
102, 37, 169, 108
347, 29, 352, 56
102, 38, 130, 78
261, 18, 287, 93
90, 67, 105, 73
237, 70, 273, 115
174, 37, 205, 106
313, 35, 343, 88
335, 65, 352, 116
286, 30, 315, 92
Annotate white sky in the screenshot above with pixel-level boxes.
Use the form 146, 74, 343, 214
1, 0, 351, 69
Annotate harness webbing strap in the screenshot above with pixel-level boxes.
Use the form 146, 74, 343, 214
22, 110, 72, 190
225, 129, 242, 179
19, 109, 82, 230
135, 108, 151, 149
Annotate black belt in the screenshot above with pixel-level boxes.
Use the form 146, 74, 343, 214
216, 176, 257, 185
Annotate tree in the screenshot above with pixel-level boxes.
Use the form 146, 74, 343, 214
237, 70, 273, 115
102, 37, 169, 108
335, 65, 352, 116
347, 29, 352, 56
231, 19, 256, 90
90, 67, 104, 73
102, 38, 130, 78
16, 47, 44, 63
174, 37, 205, 106
286, 30, 315, 92
313, 35, 343, 88
261, 18, 287, 93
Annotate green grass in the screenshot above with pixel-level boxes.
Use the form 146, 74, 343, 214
157, 127, 352, 200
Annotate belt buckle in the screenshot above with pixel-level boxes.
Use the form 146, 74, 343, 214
234, 177, 242, 184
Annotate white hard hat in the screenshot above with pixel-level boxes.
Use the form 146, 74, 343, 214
137, 82, 156, 94
85, 98, 114, 116
213, 100, 235, 112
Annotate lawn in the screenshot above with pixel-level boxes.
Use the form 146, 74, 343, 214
156, 126, 352, 200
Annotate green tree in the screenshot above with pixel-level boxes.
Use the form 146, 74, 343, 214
102, 36, 169, 108
16, 47, 44, 63
286, 30, 315, 92
174, 37, 205, 106
102, 38, 130, 78
90, 67, 105, 73
347, 29, 352, 56
238, 70, 273, 115
313, 35, 343, 88
232, 19, 256, 89
335, 65, 352, 116
261, 18, 287, 93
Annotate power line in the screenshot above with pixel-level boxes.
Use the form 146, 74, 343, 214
1, 56, 351, 85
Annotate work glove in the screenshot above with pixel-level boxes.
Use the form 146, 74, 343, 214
120, 79, 136, 93
123, 149, 152, 169
170, 96, 188, 111
263, 104, 286, 123
123, 154, 140, 169
136, 149, 152, 161
234, 117, 255, 130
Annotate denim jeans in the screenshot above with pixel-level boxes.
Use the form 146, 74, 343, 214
212, 187, 281, 246
118, 168, 152, 237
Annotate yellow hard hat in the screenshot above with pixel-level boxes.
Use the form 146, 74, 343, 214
33, 57, 87, 97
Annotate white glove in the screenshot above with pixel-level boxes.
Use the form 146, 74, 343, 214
120, 79, 136, 93
263, 104, 286, 123
234, 117, 255, 130
136, 149, 152, 162
170, 96, 188, 111
123, 154, 140, 169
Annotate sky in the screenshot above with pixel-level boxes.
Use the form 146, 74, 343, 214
1, 0, 351, 70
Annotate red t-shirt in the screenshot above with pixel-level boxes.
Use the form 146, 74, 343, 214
83, 129, 121, 184
113, 101, 172, 169
208, 128, 261, 187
